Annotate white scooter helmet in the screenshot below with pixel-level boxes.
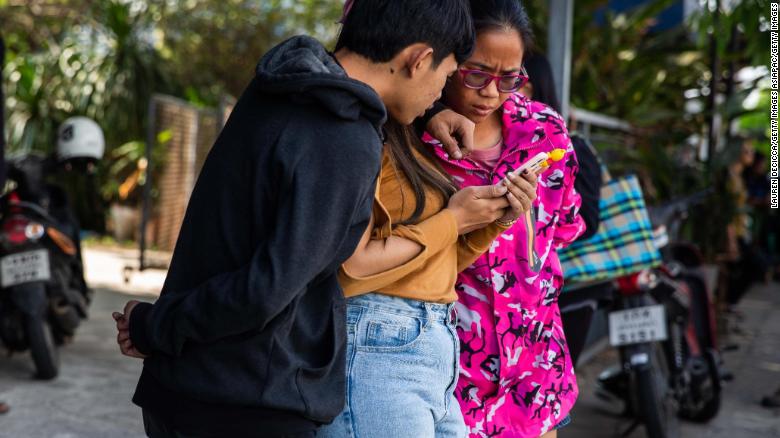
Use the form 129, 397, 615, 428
56, 116, 105, 162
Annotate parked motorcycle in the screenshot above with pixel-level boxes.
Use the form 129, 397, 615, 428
0, 117, 103, 379
649, 191, 723, 423
598, 269, 681, 438
595, 191, 722, 437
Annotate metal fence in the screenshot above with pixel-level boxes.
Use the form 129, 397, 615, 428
138, 94, 234, 269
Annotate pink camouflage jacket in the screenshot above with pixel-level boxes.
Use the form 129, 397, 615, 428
424, 93, 586, 438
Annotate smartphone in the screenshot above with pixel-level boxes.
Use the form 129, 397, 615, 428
505, 149, 566, 179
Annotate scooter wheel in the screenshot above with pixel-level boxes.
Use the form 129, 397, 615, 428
634, 345, 680, 438
26, 317, 59, 380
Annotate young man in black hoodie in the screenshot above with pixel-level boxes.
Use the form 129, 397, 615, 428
112, 1, 484, 437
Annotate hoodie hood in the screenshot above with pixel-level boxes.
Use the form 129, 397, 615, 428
255, 35, 387, 133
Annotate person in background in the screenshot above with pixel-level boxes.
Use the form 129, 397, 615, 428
520, 49, 606, 367
724, 139, 769, 312
743, 151, 773, 282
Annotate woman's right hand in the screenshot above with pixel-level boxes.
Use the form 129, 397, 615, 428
495, 170, 538, 224
446, 185, 510, 234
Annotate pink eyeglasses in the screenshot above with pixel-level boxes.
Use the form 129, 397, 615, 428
457, 67, 529, 93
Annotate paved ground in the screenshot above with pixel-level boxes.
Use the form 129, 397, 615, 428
0, 288, 151, 438
0, 246, 777, 437
81, 245, 170, 297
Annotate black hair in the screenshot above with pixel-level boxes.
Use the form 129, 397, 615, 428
335, 0, 475, 67
470, 0, 534, 53
522, 50, 562, 113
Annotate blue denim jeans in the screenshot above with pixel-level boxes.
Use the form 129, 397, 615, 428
554, 414, 572, 431
317, 293, 466, 438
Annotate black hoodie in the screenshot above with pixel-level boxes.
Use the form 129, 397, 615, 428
129, 36, 386, 436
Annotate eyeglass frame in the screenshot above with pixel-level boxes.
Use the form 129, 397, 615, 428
456, 66, 530, 93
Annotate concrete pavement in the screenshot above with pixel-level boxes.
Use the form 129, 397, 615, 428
81, 246, 169, 297
0, 288, 151, 438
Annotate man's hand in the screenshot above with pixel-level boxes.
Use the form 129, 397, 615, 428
426, 109, 475, 160
113, 300, 148, 359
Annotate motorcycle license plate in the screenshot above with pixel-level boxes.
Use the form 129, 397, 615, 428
0, 250, 51, 288
608, 305, 668, 347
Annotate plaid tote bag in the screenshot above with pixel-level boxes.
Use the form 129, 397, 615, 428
559, 173, 662, 283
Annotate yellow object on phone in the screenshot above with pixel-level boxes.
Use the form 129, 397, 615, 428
507, 148, 567, 177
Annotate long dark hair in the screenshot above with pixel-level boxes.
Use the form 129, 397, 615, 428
522, 50, 561, 113
470, 0, 534, 50
383, 120, 457, 225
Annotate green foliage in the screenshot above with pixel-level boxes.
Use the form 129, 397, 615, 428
3, 0, 169, 153
152, 0, 343, 104
2, 0, 343, 214
523, 0, 769, 259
